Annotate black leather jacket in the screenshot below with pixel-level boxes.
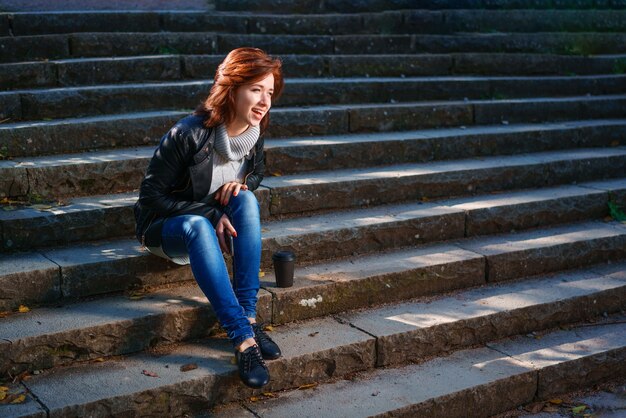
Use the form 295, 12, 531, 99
134, 114, 265, 247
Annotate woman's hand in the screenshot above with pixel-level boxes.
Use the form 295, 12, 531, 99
215, 214, 237, 254
215, 182, 248, 206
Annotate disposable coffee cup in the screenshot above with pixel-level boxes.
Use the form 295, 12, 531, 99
272, 250, 295, 288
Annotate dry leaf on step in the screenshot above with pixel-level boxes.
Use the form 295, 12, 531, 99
142, 370, 159, 378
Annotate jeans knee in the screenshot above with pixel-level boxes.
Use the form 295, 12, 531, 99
230, 190, 259, 215
180, 215, 213, 241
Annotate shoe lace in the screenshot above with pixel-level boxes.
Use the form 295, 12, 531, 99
253, 323, 274, 345
244, 345, 266, 372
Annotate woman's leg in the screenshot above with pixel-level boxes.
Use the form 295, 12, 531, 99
160, 214, 254, 348
223, 190, 262, 320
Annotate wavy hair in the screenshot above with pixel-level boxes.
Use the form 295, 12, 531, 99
195, 47, 284, 135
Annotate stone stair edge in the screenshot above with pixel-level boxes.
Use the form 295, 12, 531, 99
3, 31, 626, 64
234, 316, 626, 418
3, 52, 626, 92
1, 251, 624, 383
1, 186, 624, 309
4, 72, 626, 123
4, 8, 626, 38
4, 277, 626, 417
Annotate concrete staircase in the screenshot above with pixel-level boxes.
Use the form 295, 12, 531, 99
1, 0, 625, 416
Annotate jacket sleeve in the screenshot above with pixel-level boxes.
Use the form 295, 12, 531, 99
138, 125, 223, 225
244, 136, 265, 191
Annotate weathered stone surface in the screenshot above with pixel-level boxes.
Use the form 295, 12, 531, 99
0, 34, 68, 63
181, 54, 225, 79
57, 55, 182, 86
260, 203, 465, 266
0, 386, 47, 418
0, 252, 61, 311
161, 12, 246, 33
341, 269, 626, 367
70, 32, 216, 58
1, 194, 136, 250
219, 317, 376, 401
328, 54, 452, 77
348, 102, 473, 132
20, 81, 207, 120
247, 346, 535, 418
412, 32, 626, 54
443, 186, 609, 236
218, 34, 333, 55
24, 340, 233, 417
334, 35, 413, 54
581, 178, 626, 211
0, 90, 21, 121
440, 10, 625, 33
248, 13, 362, 35
474, 96, 626, 125
41, 240, 194, 298
402, 10, 444, 33
537, 147, 626, 184
11, 11, 160, 35
0, 61, 56, 90
215, 0, 325, 13
0, 283, 272, 376
0, 13, 8, 36
489, 75, 626, 100
266, 244, 485, 324
489, 320, 626, 398
452, 53, 620, 75
458, 221, 626, 282
0, 162, 28, 198
25, 151, 150, 198
1, 111, 182, 158
265, 106, 349, 138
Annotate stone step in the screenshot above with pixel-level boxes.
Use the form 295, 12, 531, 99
3, 74, 625, 122
263, 147, 626, 216
3, 264, 625, 416
3, 53, 625, 91
236, 315, 626, 418
3, 94, 625, 159
3, 32, 626, 63
2, 122, 624, 201
216, 0, 626, 13
6, 9, 626, 37
1, 167, 621, 252
1, 178, 624, 306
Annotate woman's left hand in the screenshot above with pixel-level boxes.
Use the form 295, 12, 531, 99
215, 181, 248, 206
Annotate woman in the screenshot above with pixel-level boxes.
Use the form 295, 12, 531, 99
134, 47, 284, 389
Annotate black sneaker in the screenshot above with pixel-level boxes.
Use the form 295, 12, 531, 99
235, 344, 269, 388
252, 323, 282, 360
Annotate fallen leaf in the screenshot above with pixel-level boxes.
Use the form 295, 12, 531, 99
572, 405, 587, 414
94, 357, 105, 362
543, 406, 559, 413
548, 399, 563, 405
18, 305, 30, 313
249, 396, 260, 402
30, 204, 53, 210
261, 228, 270, 232
0, 311, 10, 318
0, 392, 6, 401
308, 331, 319, 337
0, 386, 8, 391
142, 370, 159, 378
258, 271, 265, 278
10, 394, 26, 404
128, 290, 145, 300
262, 392, 277, 398
1, 206, 16, 211
180, 363, 197, 372
263, 325, 274, 332
230, 356, 237, 365
298, 383, 318, 390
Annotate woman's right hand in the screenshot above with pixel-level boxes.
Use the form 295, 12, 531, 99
215, 214, 237, 254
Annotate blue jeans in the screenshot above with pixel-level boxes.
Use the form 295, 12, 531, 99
160, 191, 261, 348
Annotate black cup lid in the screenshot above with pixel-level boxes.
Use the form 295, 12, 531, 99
272, 250, 295, 261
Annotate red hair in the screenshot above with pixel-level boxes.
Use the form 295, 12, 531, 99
195, 47, 284, 135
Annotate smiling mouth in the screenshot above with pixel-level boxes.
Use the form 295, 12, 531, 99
252, 109, 264, 117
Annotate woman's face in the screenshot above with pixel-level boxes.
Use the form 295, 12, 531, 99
233, 72, 274, 128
